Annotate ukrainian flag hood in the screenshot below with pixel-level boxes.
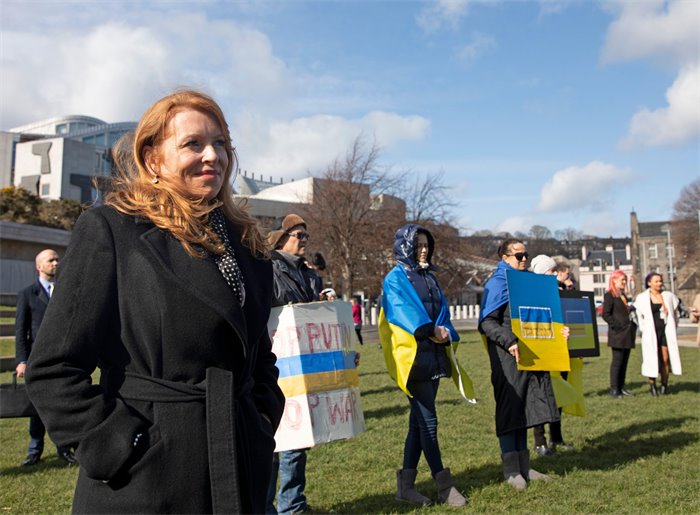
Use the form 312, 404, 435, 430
379, 224, 476, 403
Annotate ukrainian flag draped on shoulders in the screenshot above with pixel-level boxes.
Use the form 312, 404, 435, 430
378, 224, 476, 403
479, 259, 585, 416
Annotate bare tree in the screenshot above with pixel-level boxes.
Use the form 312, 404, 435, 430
529, 224, 552, 240
401, 170, 457, 225
299, 136, 404, 300
554, 227, 583, 241
671, 178, 700, 284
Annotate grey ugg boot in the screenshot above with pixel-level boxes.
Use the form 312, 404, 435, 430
518, 449, 552, 482
396, 469, 432, 506
433, 468, 468, 506
502, 452, 527, 490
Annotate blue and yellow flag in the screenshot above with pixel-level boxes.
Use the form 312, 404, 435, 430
379, 264, 476, 402
551, 357, 585, 416
506, 270, 570, 372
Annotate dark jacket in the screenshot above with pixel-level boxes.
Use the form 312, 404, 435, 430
26, 206, 285, 514
479, 285, 559, 436
270, 250, 321, 307
15, 280, 50, 365
393, 224, 450, 382
602, 291, 636, 349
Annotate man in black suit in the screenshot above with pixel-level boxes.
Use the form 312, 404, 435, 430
15, 249, 76, 467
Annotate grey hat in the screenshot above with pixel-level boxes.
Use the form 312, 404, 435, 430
530, 254, 557, 275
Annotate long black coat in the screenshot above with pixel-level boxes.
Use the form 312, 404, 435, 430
26, 206, 285, 514
602, 291, 636, 349
14, 280, 50, 364
479, 303, 559, 436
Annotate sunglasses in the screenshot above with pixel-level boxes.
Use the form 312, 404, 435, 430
508, 252, 529, 261
289, 231, 309, 240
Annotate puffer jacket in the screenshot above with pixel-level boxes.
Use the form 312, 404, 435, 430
393, 224, 451, 381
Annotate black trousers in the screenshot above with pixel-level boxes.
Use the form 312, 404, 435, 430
610, 348, 631, 390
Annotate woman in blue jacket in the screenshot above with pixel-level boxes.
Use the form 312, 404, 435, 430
379, 224, 470, 507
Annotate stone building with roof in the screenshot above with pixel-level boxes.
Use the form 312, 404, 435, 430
630, 211, 695, 308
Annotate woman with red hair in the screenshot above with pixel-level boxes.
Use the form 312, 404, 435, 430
601, 270, 637, 398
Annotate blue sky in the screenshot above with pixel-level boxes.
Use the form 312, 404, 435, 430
1, 0, 698, 237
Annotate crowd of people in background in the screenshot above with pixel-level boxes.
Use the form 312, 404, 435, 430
10, 89, 692, 513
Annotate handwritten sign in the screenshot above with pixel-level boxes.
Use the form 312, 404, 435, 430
268, 301, 365, 452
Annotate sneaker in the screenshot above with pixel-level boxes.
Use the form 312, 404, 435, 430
620, 389, 634, 397
534, 445, 555, 457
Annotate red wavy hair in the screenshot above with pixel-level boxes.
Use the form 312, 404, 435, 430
105, 89, 268, 258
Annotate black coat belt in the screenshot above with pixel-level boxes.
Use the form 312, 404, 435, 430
120, 368, 251, 514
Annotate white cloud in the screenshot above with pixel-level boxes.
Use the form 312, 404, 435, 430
537, 161, 634, 213
600, 0, 700, 150
234, 111, 430, 177
496, 215, 535, 235
537, 0, 575, 19
620, 63, 700, 148
1, 12, 294, 127
456, 32, 496, 65
416, 0, 473, 33
601, 0, 699, 67
579, 211, 630, 237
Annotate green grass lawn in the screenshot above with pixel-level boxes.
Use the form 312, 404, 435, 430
0, 339, 13, 356
1, 331, 698, 513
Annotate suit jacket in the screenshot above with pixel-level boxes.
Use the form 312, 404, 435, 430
15, 280, 50, 364
601, 291, 636, 349
26, 206, 285, 514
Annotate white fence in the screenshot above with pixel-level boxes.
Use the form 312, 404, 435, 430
362, 305, 480, 326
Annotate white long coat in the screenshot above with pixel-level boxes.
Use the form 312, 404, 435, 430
634, 289, 682, 378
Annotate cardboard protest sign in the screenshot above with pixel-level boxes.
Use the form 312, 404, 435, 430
506, 270, 570, 372
268, 301, 365, 452
559, 290, 600, 358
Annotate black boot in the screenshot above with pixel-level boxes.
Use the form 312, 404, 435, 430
660, 384, 667, 395
649, 384, 658, 397
610, 388, 622, 399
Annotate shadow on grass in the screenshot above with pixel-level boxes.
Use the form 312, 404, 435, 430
1, 455, 77, 476
530, 416, 698, 477
324, 416, 699, 513
359, 385, 397, 397
592, 381, 700, 397
363, 404, 408, 420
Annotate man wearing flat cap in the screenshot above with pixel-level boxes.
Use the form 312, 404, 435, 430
266, 213, 321, 514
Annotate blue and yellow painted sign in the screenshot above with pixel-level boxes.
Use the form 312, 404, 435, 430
506, 270, 570, 372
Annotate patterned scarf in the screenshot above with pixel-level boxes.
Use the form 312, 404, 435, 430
209, 208, 246, 306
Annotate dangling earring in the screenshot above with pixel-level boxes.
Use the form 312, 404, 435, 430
152, 175, 159, 184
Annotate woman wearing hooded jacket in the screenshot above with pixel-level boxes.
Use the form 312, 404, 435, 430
379, 224, 470, 507
478, 239, 558, 490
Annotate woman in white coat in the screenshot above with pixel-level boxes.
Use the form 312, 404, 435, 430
635, 273, 682, 396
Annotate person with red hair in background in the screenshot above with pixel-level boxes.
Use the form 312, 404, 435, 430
602, 270, 637, 399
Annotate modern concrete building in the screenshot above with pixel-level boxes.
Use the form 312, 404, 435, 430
5, 115, 136, 203
0, 220, 71, 296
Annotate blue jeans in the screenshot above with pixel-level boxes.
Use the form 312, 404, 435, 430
498, 429, 528, 453
403, 379, 444, 475
28, 415, 69, 456
266, 449, 307, 514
